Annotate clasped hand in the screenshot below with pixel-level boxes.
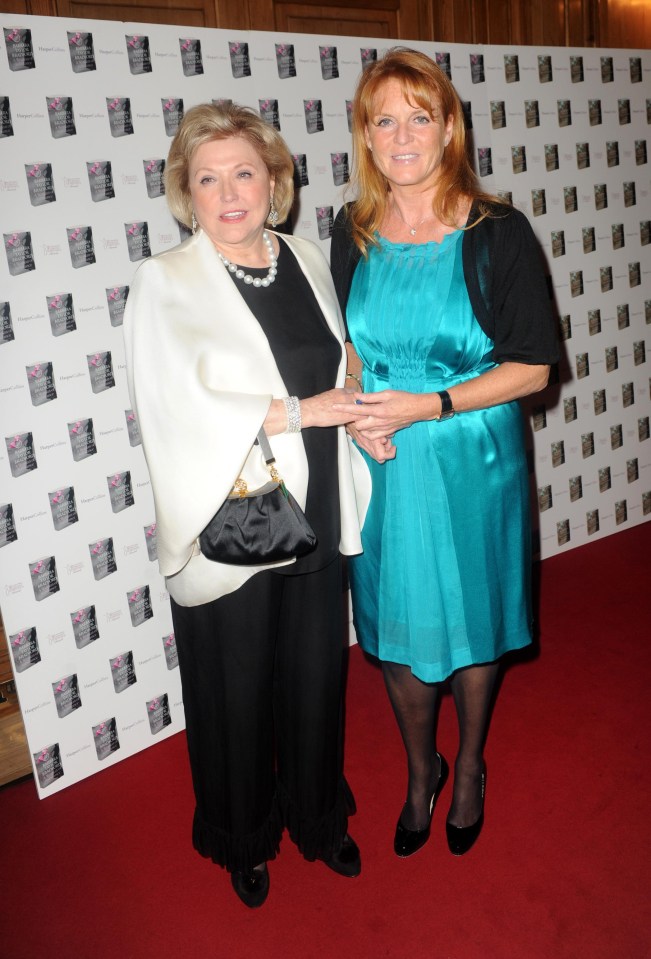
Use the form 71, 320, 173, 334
300, 388, 389, 463
333, 389, 428, 464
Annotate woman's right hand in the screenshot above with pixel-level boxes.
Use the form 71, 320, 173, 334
300, 388, 359, 428
264, 391, 396, 460
263, 389, 358, 436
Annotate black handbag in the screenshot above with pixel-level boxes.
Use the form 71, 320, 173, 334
198, 428, 317, 566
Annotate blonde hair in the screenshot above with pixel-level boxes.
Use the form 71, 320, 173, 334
165, 102, 294, 228
348, 47, 500, 253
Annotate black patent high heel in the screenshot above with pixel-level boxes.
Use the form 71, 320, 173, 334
394, 753, 449, 858
446, 766, 486, 856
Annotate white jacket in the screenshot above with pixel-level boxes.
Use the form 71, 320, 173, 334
123, 229, 371, 606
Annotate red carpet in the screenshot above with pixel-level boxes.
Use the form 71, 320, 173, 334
2, 523, 649, 959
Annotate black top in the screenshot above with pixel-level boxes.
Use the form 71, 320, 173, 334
226, 241, 341, 574
330, 201, 560, 367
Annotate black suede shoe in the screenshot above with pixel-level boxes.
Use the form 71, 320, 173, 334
230, 863, 269, 908
323, 834, 361, 878
394, 753, 449, 858
446, 767, 486, 856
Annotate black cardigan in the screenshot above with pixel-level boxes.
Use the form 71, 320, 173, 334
330, 201, 560, 366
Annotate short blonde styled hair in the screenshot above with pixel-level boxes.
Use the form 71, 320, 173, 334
164, 102, 295, 228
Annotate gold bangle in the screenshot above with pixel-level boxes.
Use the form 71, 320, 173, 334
345, 372, 363, 390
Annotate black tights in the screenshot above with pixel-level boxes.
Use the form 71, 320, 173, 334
382, 660, 499, 830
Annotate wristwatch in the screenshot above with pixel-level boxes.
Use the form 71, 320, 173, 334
436, 390, 456, 421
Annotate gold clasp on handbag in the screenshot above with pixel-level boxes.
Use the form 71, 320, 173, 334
228, 432, 286, 500
229, 468, 282, 499
231, 478, 248, 498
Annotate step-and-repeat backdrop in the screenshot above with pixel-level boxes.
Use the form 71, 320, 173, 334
1, 15, 649, 797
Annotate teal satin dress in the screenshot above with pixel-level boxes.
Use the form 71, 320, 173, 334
347, 231, 532, 683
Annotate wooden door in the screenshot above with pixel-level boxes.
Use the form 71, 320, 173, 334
55, 0, 218, 27
0, 0, 56, 13
217, 0, 431, 38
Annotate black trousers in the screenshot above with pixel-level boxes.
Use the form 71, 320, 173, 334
170, 555, 353, 873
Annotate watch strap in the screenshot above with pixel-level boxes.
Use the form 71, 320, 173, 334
437, 390, 455, 420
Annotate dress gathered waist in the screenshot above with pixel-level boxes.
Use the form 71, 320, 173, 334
365, 363, 497, 393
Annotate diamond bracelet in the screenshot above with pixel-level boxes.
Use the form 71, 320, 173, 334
283, 395, 302, 433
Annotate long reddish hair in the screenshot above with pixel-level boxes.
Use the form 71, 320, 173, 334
347, 47, 500, 254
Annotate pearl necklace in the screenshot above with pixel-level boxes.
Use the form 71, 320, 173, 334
217, 230, 278, 288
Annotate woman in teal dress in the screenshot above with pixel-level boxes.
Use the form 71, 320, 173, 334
332, 48, 558, 858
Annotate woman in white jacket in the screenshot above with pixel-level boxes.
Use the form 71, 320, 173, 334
123, 103, 372, 908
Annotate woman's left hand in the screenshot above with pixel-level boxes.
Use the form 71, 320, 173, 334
333, 390, 435, 440
347, 421, 397, 463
